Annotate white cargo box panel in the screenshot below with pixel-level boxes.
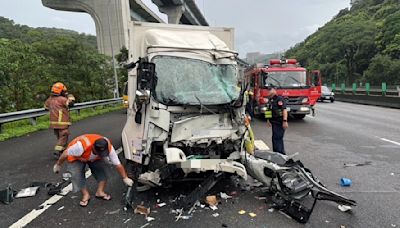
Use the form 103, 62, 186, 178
128, 21, 235, 61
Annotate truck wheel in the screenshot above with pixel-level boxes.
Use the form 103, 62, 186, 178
330, 98, 335, 103
293, 114, 306, 119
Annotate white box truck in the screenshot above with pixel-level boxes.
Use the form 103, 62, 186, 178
121, 22, 248, 200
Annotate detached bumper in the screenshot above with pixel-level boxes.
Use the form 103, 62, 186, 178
165, 148, 247, 180
178, 159, 247, 180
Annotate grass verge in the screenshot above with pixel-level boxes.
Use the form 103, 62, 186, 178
0, 105, 123, 141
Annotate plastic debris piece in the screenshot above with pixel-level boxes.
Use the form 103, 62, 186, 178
106, 209, 120, 215
156, 202, 166, 208
146, 216, 155, 222
134, 205, 151, 217
325, 220, 330, 223
57, 206, 65, 211
268, 208, 274, 213
390, 173, 395, 176
123, 218, 131, 224
220, 192, 232, 200
343, 161, 371, 168
210, 205, 218, 211
391, 224, 396, 227
200, 204, 206, 208
248, 212, 257, 217
238, 210, 246, 215
212, 213, 220, 217
338, 205, 352, 212
255, 196, 267, 200
15, 187, 39, 198
340, 177, 352, 187
140, 223, 150, 228
340, 225, 346, 228
70, 196, 78, 199
206, 195, 218, 206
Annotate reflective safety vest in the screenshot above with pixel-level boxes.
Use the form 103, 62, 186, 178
66, 134, 112, 163
44, 95, 71, 129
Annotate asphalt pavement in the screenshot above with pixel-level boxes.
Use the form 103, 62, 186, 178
0, 102, 399, 228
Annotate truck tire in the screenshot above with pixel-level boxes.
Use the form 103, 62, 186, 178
293, 114, 306, 119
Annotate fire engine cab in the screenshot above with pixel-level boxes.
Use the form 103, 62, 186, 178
244, 58, 321, 119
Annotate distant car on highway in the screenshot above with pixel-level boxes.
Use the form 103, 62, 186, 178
318, 86, 335, 103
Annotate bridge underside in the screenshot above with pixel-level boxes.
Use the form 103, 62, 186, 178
41, 0, 208, 56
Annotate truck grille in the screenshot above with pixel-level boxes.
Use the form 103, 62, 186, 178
284, 96, 306, 105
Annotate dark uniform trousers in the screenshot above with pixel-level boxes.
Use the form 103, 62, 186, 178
271, 121, 285, 155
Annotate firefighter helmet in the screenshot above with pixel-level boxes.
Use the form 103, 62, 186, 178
51, 82, 67, 95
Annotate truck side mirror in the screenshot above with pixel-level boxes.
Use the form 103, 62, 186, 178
137, 61, 156, 90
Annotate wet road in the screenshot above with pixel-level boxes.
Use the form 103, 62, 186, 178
1, 102, 399, 227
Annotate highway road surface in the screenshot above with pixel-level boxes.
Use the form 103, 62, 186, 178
1, 101, 399, 227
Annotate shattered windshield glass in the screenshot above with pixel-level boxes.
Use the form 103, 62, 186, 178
264, 71, 307, 88
153, 56, 239, 105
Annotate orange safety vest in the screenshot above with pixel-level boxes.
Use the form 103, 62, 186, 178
66, 134, 112, 163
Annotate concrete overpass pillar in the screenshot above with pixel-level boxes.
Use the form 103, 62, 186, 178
158, 5, 185, 24
42, 0, 131, 56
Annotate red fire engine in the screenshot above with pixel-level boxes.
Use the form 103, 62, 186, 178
244, 58, 321, 119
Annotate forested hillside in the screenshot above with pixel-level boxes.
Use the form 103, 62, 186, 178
0, 17, 116, 113
285, 0, 400, 86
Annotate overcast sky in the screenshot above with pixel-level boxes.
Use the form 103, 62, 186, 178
0, 0, 350, 57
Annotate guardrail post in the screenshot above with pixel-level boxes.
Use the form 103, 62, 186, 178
365, 83, 370, 96
397, 86, 400, 97
352, 83, 357, 95
341, 83, 345, 94
0, 123, 3, 134
382, 82, 387, 96
76, 109, 81, 116
332, 83, 336, 92
29, 117, 37, 126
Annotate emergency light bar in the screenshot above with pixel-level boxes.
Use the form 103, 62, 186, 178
269, 59, 298, 65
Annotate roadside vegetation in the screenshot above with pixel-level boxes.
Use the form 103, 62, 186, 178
0, 16, 127, 113
285, 0, 400, 86
0, 104, 123, 141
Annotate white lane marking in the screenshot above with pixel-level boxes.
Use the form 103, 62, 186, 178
254, 140, 270, 150
379, 137, 400, 146
10, 147, 123, 228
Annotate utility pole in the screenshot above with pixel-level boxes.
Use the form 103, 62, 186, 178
107, 0, 119, 98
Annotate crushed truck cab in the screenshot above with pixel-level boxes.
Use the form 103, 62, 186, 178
122, 22, 248, 189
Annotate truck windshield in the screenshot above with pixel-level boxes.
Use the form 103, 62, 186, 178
264, 71, 307, 88
153, 56, 239, 105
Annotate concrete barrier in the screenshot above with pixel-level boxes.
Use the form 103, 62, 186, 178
335, 94, 400, 109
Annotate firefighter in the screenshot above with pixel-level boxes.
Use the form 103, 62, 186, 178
265, 85, 288, 154
53, 134, 134, 207
44, 82, 75, 159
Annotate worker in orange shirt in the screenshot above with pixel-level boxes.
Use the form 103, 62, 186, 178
53, 134, 133, 207
44, 82, 75, 159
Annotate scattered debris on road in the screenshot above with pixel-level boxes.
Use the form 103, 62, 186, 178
123, 218, 131, 224
212, 213, 219, 217
206, 195, 217, 206
220, 192, 232, 200
15, 187, 39, 198
146, 216, 155, 222
105, 209, 120, 215
156, 202, 167, 208
340, 177, 352, 187
248, 212, 257, 217
57, 206, 65, 211
338, 205, 352, 212
238, 210, 246, 215
134, 205, 151, 217
0, 185, 17, 204
343, 161, 372, 168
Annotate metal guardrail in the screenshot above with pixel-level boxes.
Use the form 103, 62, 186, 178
0, 98, 122, 133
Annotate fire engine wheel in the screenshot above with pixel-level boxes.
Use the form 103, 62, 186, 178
293, 114, 306, 119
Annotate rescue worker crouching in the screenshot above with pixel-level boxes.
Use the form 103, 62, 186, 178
53, 134, 133, 207
44, 82, 75, 159
264, 85, 288, 154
